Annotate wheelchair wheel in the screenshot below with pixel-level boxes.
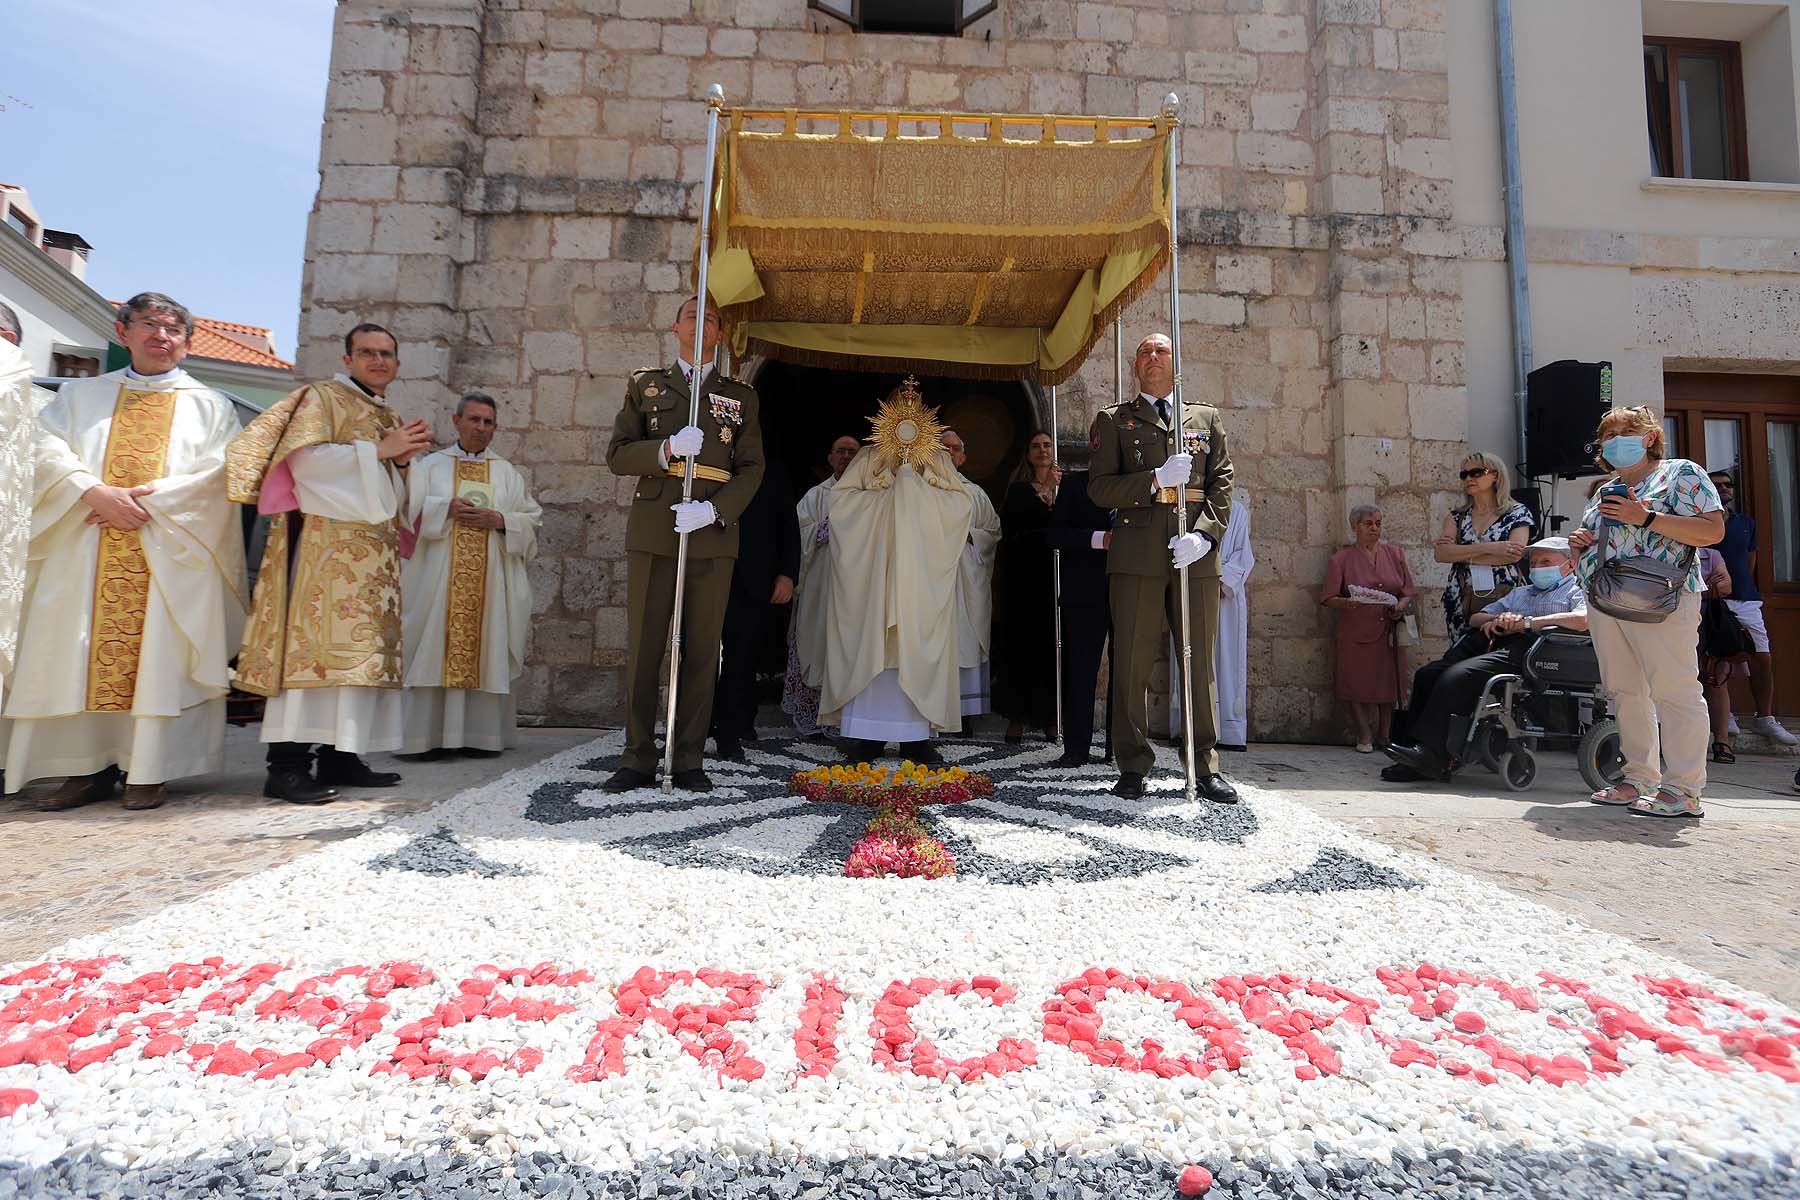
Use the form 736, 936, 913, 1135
1475, 724, 1509, 773
1577, 718, 1626, 793
1498, 748, 1537, 791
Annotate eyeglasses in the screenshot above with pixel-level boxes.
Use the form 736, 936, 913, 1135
128, 319, 187, 338
1458, 467, 1493, 480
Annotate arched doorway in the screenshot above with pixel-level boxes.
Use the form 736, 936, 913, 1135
750, 361, 1043, 507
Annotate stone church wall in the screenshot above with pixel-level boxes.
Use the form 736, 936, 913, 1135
299, 0, 1466, 742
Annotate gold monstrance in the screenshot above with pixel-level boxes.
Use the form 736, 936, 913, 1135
866, 375, 945, 474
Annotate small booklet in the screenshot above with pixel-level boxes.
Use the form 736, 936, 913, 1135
1347, 584, 1398, 606
455, 478, 495, 509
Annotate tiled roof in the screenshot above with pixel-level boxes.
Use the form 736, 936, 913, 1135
189, 320, 292, 369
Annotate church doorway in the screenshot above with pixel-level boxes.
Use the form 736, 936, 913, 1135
749, 361, 1043, 507
741, 359, 1045, 689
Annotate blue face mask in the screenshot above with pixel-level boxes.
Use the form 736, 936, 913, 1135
1601, 435, 1647, 468
1529, 565, 1564, 590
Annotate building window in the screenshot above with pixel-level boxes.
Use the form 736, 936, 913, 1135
3, 208, 34, 241
810, 0, 997, 35
1644, 36, 1748, 180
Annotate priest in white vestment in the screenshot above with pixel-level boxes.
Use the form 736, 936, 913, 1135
783, 434, 860, 735
228, 323, 434, 804
399, 393, 540, 755
5, 293, 246, 810
0, 327, 35, 713
1213, 496, 1254, 749
818, 383, 972, 763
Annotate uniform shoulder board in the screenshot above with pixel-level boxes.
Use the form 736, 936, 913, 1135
720, 372, 752, 389
629, 367, 663, 381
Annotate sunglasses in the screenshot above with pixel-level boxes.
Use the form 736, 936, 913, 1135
1458, 467, 1493, 480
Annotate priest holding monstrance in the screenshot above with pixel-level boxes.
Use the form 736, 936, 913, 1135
820, 378, 972, 764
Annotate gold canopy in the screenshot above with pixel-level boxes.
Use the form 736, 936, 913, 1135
701, 109, 1173, 385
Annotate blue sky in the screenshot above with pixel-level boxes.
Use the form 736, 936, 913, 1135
2, 0, 336, 357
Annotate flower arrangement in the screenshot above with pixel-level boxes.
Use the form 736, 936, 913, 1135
787, 761, 994, 808
843, 830, 957, 880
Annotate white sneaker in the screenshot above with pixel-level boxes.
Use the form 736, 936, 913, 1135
1727, 714, 1741, 737
1754, 714, 1798, 746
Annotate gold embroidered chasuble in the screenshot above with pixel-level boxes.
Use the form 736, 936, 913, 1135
87, 387, 178, 711
443, 458, 490, 690
228, 380, 405, 697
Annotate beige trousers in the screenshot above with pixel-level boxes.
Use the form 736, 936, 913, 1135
1588, 591, 1708, 800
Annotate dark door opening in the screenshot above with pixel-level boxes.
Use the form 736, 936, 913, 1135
750, 361, 1043, 508
743, 360, 1044, 683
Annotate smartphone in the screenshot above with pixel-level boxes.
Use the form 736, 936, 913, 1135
1598, 482, 1631, 527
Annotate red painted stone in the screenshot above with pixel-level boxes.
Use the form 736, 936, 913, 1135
1177, 1165, 1213, 1195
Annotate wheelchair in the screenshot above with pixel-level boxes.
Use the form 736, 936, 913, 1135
1454, 631, 1626, 793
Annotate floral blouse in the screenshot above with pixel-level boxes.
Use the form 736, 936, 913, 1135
1575, 457, 1721, 594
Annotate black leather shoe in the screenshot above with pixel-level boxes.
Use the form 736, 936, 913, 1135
1054, 751, 1093, 768
671, 768, 713, 792
1380, 763, 1429, 783
315, 755, 401, 788
897, 740, 943, 765
460, 747, 501, 759
1111, 772, 1145, 799
843, 738, 886, 761
1217, 743, 1248, 753
395, 748, 453, 762
1197, 772, 1239, 804
263, 768, 338, 805
1385, 741, 1449, 780
601, 766, 654, 793
740, 729, 762, 744
713, 737, 745, 762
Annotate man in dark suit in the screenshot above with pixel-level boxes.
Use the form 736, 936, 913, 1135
1045, 418, 1113, 767
712, 457, 800, 759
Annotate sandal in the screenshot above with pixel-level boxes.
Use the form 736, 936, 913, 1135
1710, 741, 1736, 765
1589, 783, 1640, 807
1627, 790, 1703, 820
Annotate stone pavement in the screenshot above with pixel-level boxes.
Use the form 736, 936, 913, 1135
4, 724, 1796, 1007
1235, 739, 1800, 1007
0, 726, 594, 966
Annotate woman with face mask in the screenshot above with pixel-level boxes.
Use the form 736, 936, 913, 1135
1567, 407, 1726, 818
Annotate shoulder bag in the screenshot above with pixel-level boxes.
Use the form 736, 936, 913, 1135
1587, 515, 1693, 624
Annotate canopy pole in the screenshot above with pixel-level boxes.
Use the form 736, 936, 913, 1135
663, 83, 726, 792
1050, 384, 1063, 749
1114, 316, 1125, 403
1162, 92, 1198, 805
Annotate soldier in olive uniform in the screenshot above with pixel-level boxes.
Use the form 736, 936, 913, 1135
603, 296, 764, 792
1089, 333, 1237, 803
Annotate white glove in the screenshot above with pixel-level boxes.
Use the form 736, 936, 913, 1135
672, 500, 717, 535
1153, 453, 1193, 489
1169, 532, 1213, 569
667, 425, 704, 458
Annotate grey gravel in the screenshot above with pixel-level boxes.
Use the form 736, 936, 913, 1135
4, 1145, 1797, 1199
1252, 846, 1421, 894
367, 826, 527, 879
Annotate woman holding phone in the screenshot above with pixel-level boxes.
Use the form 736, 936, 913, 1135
1568, 406, 1724, 818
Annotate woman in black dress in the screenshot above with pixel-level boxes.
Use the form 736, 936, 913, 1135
994, 431, 1061, 742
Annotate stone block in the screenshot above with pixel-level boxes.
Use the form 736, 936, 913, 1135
628, 54, 691, 99
1408, 385, 1466, 442
1323, 25, 1371, 68
1085, 73, 1137, 116
1383, 0, 1448, 31
1428, 342, 1464, 385
1237, 133, 1314, 175
1340, 431, 1410, 487
1321, 0, 1381, 22
1251, 92, 1305, 133
1339, 379, 1409, 436
1329, 334, 1384, 384
1324, 97, 1389, 135
1184, 50, 1258, 84
319, 165, 400, 202
1389, 136, 1453, 179
1267, 328, 1320, 367
1075, 2, 1136, 42
321, 112, 398, 165
1324, 173, 1386, 215
712, 27, 757, 57
550, 216, 613, 260
1180, 292, 1247, 327
735, 0, 803, 28
1322, 132, 1385, 176
1228, 363, 1282, 410
533, 618, 595, 665
574, 377, 624, 430
372, 203, 459, 255
1387, 344, 1425, 383
907, 69, 961, 106
331, 22, 408, 73
1373, 27, 1399, 70
523, 331, 584, 376
537, 96, 600, 136
599, 18, 661, 51
525, 50, 585, 95
327, 73, 387, 113
1029, 73, 1084, 112
750, 62, 797, 105
547, 666, 622, 723
1399, 29, 1448, 72
1236, 14, 1307, 53
397, 257, 458, 307
312, 253, 400, 303
312, 203, 374, 253
1215, 253, 1274, 295
965, 71, 1027, 111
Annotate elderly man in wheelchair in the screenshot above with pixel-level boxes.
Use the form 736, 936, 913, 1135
1382, 536, 1596, 788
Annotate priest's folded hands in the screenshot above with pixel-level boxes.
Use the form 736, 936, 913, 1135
80, 482, 155, 529
447, 496, 505, 529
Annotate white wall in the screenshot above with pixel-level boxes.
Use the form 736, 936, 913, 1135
0, 260, 109, 376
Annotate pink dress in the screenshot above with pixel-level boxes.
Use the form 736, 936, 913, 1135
1323, 543, 1417, 704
